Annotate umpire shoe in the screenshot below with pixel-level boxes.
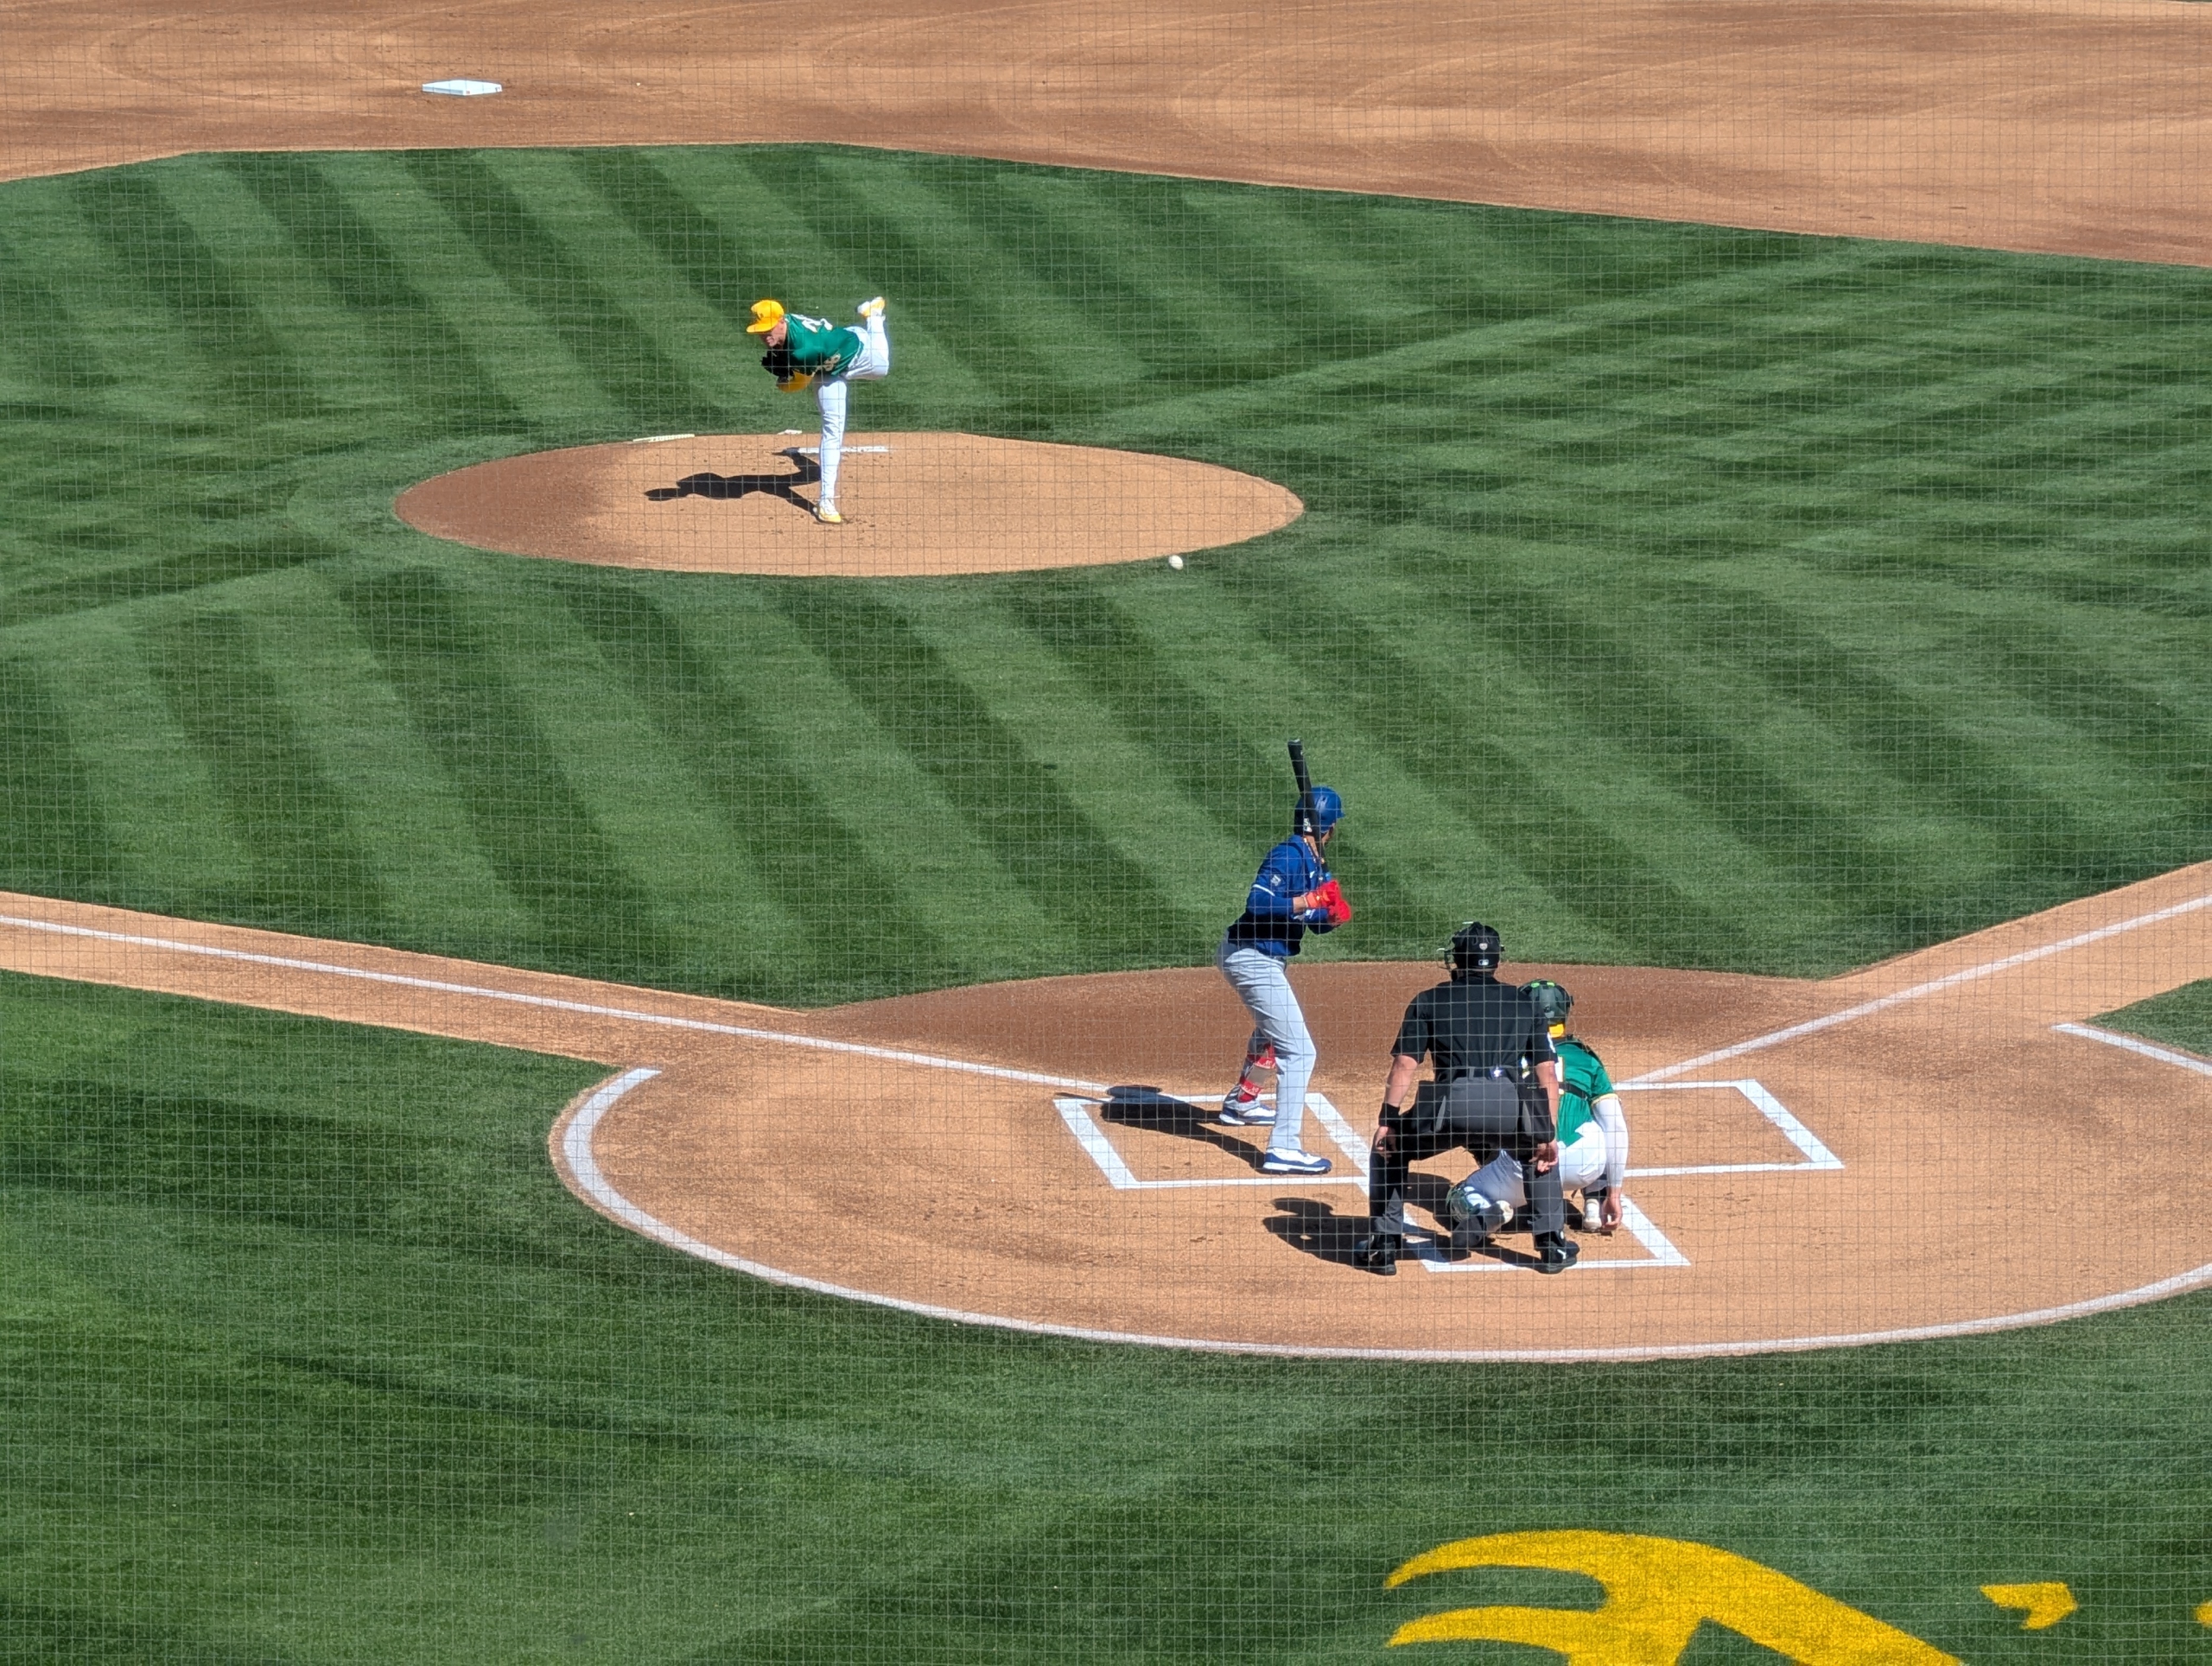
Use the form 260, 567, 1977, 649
1534, 1234, 1580, 1275
1260, 1148, 1332, 1175
1351, 1233, 1401, 1275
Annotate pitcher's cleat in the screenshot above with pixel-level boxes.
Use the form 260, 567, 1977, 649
857, 296, 885, 319
816, 506, 843, 525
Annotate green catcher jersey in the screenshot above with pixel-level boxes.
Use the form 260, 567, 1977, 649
1555, 1036, 1614, 1147
783, 314, 864, 375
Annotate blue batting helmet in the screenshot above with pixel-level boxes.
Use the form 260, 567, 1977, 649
1298, 785, 1344, 836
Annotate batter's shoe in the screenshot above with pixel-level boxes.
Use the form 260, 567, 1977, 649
1534, 1234, 1580, 1275
1217, 1084, 1275, 1124
857, 296, 885, 319
1260, 1148, 1332, 1175
1351, 1233, 1401, 1275
816, 505, 843, 525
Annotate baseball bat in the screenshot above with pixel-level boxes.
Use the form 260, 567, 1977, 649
1287, 738, 1315, 836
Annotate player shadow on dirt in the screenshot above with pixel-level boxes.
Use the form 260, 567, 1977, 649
644, 448, 821, 508
1098, 1086, 1268, 1165
1263, 1196, 1554, 1273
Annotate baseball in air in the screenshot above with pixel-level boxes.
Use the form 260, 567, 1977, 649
1167, 555, 1185, 570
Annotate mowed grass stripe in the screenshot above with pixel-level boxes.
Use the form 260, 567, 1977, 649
0, 658, 120, 897
1309, 595, 1760, 968
341, 567, 680, 987
745, 149, 1122, 422
1656, 582, 2107, 846
459, 578, 794, 996
139, 610, 391, 939
992, 574, 1460, 957
149, 156, 423, 431
399, 151, 714, 431
68, 167, 327, 424
218, 152, 528, 437
0, 226, 117, 399
893, 588, 1252, 936
480, 151, 761, 416
30, 614, 257, 908
642, 148, 996, 422
1465, 574, 1915, 964
773, 588, 1187, 965
0, 530, 345, 633
568, 150, 763, 336
678, 595, 1065, 983
559, 582, 963, 1003
318, 152, 616, 429
262, 573, 535, 951
999, 575, 1296, 850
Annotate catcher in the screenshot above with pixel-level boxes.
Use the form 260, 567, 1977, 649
747, 296, 891, 525
1444, 978, 1630, 1243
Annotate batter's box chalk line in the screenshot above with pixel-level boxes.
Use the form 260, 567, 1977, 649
1055, 1078, 1846, 1272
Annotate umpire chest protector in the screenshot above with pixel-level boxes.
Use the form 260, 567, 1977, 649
1393, 972, 1556, 1137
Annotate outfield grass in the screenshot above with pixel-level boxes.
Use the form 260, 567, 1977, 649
6, 970, 2211, 1663
1, 147, 2207, 1002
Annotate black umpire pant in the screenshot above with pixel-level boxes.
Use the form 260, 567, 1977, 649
1369, 1073, 1566, 1238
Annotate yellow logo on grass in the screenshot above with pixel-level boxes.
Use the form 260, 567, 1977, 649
1387, 1530, 1958, 1663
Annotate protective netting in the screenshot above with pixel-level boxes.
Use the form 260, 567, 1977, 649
2, 7, 2209, 1662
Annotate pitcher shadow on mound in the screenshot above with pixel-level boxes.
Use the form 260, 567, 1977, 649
645, 448, 820, 511
1099, 1085, 1273, 1169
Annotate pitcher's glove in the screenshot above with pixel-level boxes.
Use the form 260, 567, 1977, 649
761, 343, 814, 391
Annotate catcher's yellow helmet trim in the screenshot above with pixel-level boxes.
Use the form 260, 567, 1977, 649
746, 298, 785, 334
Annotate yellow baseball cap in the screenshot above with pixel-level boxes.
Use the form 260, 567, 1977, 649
745, 299, 785, 334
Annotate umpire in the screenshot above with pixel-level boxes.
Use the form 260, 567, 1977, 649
1353, 922, 1575, 1276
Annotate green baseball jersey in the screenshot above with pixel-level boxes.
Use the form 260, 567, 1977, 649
782, 314, 864, 375
1555, 1036, 1614, 1147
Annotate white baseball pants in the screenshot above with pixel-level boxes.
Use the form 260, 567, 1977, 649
815, 313, 891, 513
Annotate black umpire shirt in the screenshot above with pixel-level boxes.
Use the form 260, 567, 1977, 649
1391, 971, 1557, 1081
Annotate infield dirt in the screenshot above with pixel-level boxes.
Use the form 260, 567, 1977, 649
396, 433, 1303, 576
3, 863, 2206, 1358
3, 0, 2209, 266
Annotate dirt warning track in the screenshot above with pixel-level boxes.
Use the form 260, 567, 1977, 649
1, 866, 2207, 1360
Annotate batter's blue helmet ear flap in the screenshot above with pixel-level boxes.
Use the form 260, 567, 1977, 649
1299, 785, 1344, 835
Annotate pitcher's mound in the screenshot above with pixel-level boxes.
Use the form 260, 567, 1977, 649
395, 431, 1303, 577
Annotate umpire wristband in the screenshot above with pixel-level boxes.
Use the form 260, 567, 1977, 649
1379, 1101, 1405, 1129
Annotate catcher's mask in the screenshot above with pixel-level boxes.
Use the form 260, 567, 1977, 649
1522, 977, 1573, 1035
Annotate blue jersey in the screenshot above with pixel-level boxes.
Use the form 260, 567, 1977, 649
1225, 836, 1334, 957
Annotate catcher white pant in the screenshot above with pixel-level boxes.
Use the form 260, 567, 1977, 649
1464, 1122, 1608, 1210
815, 313, 891, 513
1216, 940, 1317, 1157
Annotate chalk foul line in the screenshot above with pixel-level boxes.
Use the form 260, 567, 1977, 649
0, 912, 1109, 1095
1626, 891, 2212, 1084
